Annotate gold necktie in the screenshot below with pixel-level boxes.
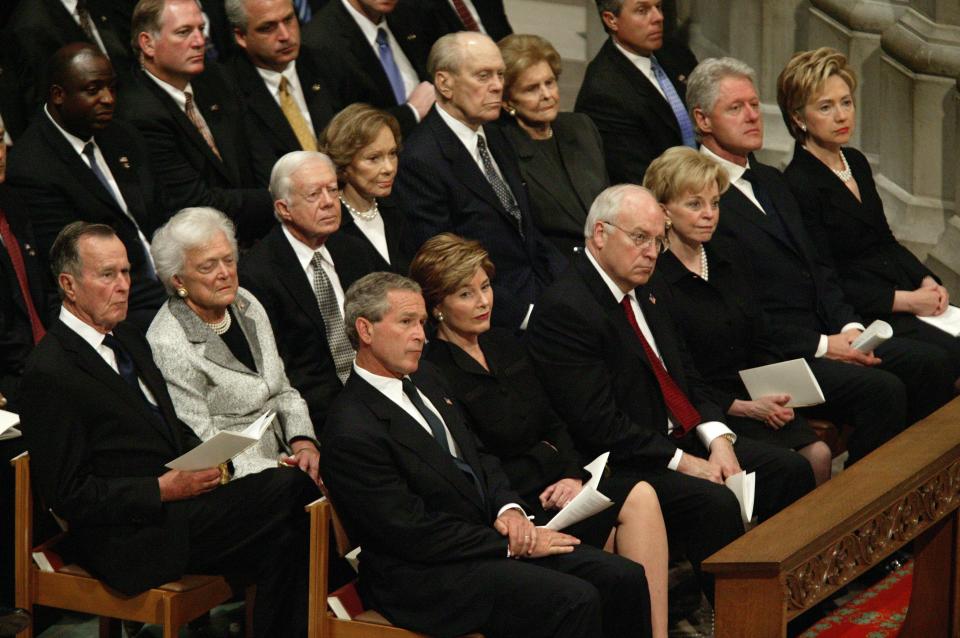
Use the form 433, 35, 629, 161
279, 77, 317, 151
184, 90, 222, 161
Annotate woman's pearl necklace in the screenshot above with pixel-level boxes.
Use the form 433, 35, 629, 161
831, 150, 853, 182
205, 310, 232, 335
341, 196, 379, 222
699, 245, 709, 281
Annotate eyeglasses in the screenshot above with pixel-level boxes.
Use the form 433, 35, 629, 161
602, 221, 670, 254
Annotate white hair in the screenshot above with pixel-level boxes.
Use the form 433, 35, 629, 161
269, 151, 336, 220
583, 184, 657, 238
151, 207, 237, 295
685, 57, 757, 136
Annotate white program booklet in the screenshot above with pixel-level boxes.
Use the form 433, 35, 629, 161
166, 411, 276, 471
738, 358, 825, 408
545, 452, 615, 531
918, 305, 960, 337
0, 410, 21, 441
851, 319, 893, 352
724, 471, 756, 526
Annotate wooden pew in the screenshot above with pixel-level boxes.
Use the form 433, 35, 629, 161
703, 396, 960, 637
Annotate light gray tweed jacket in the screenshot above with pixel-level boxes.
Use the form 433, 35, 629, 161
147, 287, 314, 477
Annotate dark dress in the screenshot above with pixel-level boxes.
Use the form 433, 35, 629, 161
338, 196, 410, 275
425, 329, 634, 548
657, 246, 819, 450
784, 143, 960, 376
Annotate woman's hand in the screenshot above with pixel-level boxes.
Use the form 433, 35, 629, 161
283, 441, 322, 486
539, 478, 583, 510
893, 282, 947, 317
729, 395, 794, 429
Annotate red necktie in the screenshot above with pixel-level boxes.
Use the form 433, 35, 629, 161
451, 0, 480, 31
620, 295, 699, 437
0, 209, 46, 344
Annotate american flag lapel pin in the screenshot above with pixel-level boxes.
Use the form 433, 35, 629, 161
119, 156, 130, 169
648, 293, 656, 304
444, 397, 454, 406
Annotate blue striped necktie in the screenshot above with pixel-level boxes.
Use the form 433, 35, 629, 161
376, 28, 407, 105
650, 55, 697, 148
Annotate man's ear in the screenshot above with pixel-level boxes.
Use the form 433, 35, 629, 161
356, 316, 375, 345
692, 106, 710, 136
58, 273, 76, 302
434, 71, 454, 100
138, 31, 156, 60
234, 27, 248, 51
601, 10, 618, 34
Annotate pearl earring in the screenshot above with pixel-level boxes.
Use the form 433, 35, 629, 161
434, 310, 445, 322
177, 287, 188, 298
505, 105, 517, 117
800, 123, 807, 132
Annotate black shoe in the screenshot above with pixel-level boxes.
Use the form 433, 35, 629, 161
0, 607, 30, 637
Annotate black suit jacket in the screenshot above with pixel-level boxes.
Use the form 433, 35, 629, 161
321, 362, 522, 635
227, 46, 340, 180
784, 144, 935, 319
338, 196, 410, 274
575, 38, 697, 183
6, 114, 167, 326
498, 112, 609, 256
300, 0, 432, 134
713, 158, 861, 359
394, 107, 566, 327
0, 187, 57, 410
425, 0, 513, 43
238, 225, 378, 434
526, 252, 726, 468
116, 67, 273, 244
20, 319, 201, 594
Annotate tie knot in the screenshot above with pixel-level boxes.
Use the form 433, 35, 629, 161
401, 377, 419, 399
82, 141, 96, 158
740, 168, 757, 184
184, 90, 194, 107
476, 134, 487, 150
102, 333, 122, 353
376, 28, 388, 45
311, 250, 324, 269
620, 295, 632, 311
279, 75, 290, 93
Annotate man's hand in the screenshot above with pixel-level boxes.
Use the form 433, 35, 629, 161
708, 436, 742, 480
407, 82, 436, 119
539, 478, 583, 510
523, 528, 580, 559
676, 453, 723, 484
825, 330, 881, 366
158, 468, 221, 502
729, 395, 794, 429
282, 440, 321, 486
494, 507, 536, 557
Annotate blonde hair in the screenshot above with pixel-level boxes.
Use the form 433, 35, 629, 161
408, 233, 495, 318
498, 34, 562, 99
319, 103, 401, 183
777, 47, 857, 142
643, 147, 730, 204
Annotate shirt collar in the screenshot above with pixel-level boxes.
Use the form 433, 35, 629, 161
353, 362, 405, 402
255, 60, 298, 97
613, 40, 653, 77
60, 0, 78, 14
281, 224, 333, 272
59, 305, 112, 350
142, 68, 194, 112
584, 247, 637, 306
341, 0, 386, 45
701, 144, 750, 184
435, 103, 486, 153
44, 103, 93, 156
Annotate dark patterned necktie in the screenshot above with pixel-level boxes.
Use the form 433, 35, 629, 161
310, 252, 354, 383
476, 135, 524, 236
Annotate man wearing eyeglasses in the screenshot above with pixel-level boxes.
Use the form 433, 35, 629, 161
527, 184, 815, 605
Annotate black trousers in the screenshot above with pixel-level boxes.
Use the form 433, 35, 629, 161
875, 335, 955, 424
887, 313, 960, 379
168, 467, 319, 638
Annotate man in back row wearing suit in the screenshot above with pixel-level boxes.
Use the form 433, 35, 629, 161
394, 32, 566, 329
576, 0, 698, 183
118, 0, 273, 244
8, 44, 167, 330
240, 151, 378, 436
321, 272, 652, 637
19, 222, 315, 637
225, 0, 342, 179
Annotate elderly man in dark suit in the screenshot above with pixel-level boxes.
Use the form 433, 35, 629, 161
240, 151, 378, 436
117, 0, 273, 244
527, 184, 815, 601
321, 271, 651, 638
393, 32, 566, 329
300, 0, 436, 135
7, 43, 166, 330
688, 57, 954, 460
224, 0, 342, 179
575, 0, 697, 183
19, 221, 315, 638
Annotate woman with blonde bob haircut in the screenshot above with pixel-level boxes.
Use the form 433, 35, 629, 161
779, 49, 960, 385
412, 232, 669, 638
645, 147, 832, 484
319, 103, 409, 273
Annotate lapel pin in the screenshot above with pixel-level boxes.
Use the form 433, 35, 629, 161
119, 156, 130, 169
444, 398, 453, 406
210, 104, 220, 112
311, 83, 321, 92
648, 293, 656, 304
100, 14, 108, 22
25, 244, 35, 256
678, 74, 687, 84
406, 34, 416, 41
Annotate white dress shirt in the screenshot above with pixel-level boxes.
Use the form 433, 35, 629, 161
44, 106, 156, 273
282, 226, 346, 311
613, 41, 666, 100
255, 60, 316, 137
142, 70, 215, 130
585, 249, 735, 469
700, 145, 863, 356
347, 208, 390, 264
60, 0, 109, 58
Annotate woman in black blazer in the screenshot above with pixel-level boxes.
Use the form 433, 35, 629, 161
320, 104, 410, 274
497, 34, 609, 257
644, 147, 832, 485
778, 47, 960, 381
411, 233, 668, 638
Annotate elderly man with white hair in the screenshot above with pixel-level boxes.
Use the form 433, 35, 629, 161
239, 150, 378, 437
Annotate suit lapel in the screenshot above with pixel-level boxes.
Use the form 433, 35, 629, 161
554, 118, 597, 212
234, 56, 301, 152
269, 228, 328, 335
232, 292, 265, 374
96, 129, 151, 231
334, 4, 398, 105
603, 40, 679, 136
167, 297, 255, 376
722, 183, 802, 258
192, 82, 239, 183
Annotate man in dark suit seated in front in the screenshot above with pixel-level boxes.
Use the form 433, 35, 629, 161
240, 151, 378, 436
7, 43, 167, 331
393, 31, 566, 329
322, 271, 652, 638
527, 184, 816, 601
224, 0, 342, 179
19, 221, 316, 638
117, 0, 273, 244
687, 56, 954, 456
575, 0, 698, 183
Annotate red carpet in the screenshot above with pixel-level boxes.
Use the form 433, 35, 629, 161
799, 562, 913, 637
